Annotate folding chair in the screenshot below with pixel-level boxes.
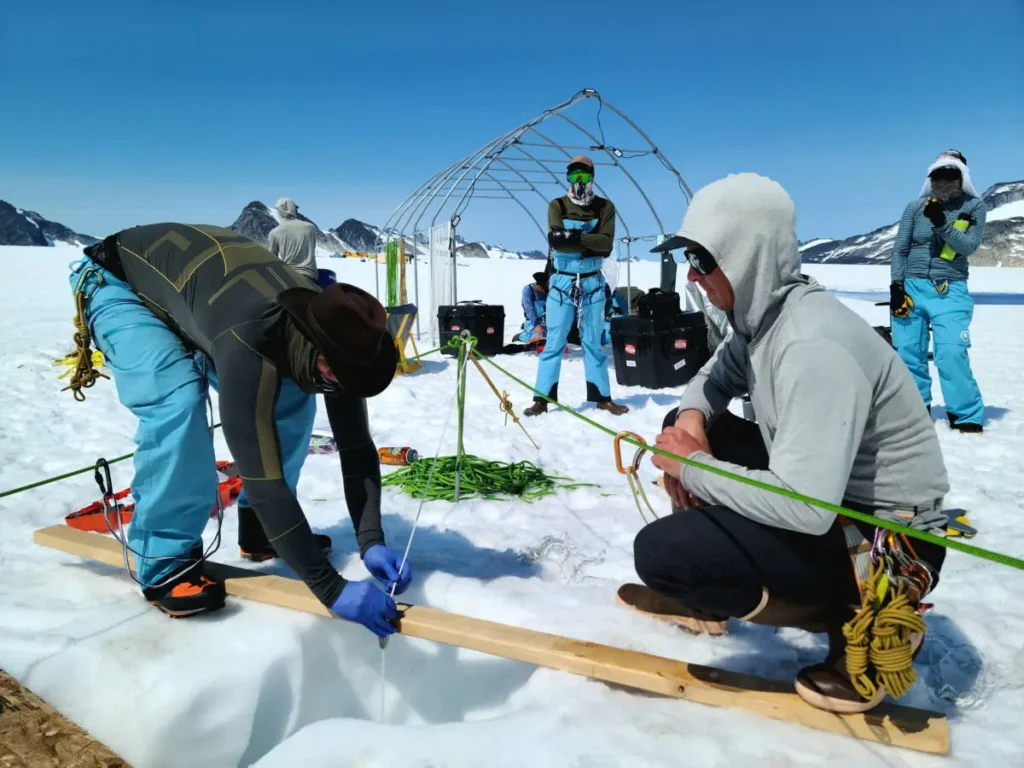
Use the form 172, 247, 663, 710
386, 303, 423, 375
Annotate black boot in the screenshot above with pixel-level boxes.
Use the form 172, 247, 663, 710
142, 561, 226, 618
238, 504, 332, 562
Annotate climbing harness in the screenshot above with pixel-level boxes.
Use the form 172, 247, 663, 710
613, 431, 659, 524
63, 266, 109, 401
842, 529, 935, 701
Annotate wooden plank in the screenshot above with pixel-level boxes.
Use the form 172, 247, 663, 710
0, 669, 128, 767
34, 525, 950, 756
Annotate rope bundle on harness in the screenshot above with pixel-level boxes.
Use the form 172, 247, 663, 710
62, 289, 109, 401
842, 537, 930, 701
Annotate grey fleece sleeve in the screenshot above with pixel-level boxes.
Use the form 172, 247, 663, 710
679, 341, 872, 536
676, 332, 749, 423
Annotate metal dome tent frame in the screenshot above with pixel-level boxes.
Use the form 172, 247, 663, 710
372, 88, 698, 342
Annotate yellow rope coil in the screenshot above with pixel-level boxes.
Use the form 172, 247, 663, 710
61, 291, 109, 401
843, 562, 927, 701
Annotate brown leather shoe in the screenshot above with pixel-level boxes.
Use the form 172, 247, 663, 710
597, 401, 629, 416
794, 657, 888, 714
794, 627, 924, 714
524, 400, 547, 417
615, 583, 728, 635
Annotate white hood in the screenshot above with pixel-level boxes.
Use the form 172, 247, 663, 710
918, 154, 978, 199
672, 172, 821, 341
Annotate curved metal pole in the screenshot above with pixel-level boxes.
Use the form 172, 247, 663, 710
525, 127, 633, 240
476, 170, 548, 241
554, 113, 665, 234
427, 91, 600, 230
373, 158, 467, 299
592, 97, 694, 201
458, 159, 552, 219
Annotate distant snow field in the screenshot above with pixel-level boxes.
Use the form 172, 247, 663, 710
1, 246, 1023, 767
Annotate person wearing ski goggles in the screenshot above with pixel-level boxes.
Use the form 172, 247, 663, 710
889, 149, 988, 433
527, 155, 629, 416
622, 172, 951, 715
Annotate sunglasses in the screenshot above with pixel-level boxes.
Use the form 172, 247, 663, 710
929, 167, 962, 182
685, 247, 718, 276
567, 170, 594, 184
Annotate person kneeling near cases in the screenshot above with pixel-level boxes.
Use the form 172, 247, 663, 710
68, 224, 411, 638
623, 173, 950, 713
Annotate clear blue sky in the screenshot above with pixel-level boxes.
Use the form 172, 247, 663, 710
2, 0, 1022, 253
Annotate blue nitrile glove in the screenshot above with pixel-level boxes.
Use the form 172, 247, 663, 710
330, 580, 401, 638
362, 544, 413, 595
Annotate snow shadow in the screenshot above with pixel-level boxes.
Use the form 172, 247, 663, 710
685, 611, 984, 720
918, 614, 987, 716
403, 357, 450, 376
257, 513, 544, 585
587, 392, 680, 412
930, 404, 1010, 425
233, 616, 538, 767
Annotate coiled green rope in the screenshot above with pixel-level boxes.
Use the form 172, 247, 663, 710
381, 455, 595, 503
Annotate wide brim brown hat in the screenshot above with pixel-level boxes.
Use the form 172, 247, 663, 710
277, 283, 397, 398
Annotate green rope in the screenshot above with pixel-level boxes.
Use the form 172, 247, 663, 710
382, 455, 595, 503
385, 242, 399, 307
472, 350, 1024, 573
381, 334, 594, 504
0, 423, 221, 501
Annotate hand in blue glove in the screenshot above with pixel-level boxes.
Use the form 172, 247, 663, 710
362, 544, 412, 595
330, 580, 401, 638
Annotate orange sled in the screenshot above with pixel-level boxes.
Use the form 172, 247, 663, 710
64, 461, 243, 533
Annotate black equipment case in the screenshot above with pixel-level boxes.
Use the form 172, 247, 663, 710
611, 307, 711, 389
438, 301, 506, 356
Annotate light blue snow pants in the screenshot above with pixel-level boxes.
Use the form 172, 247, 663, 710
534, 255, 611, 402
67, 257, 316, 587
891, 277, 984, 425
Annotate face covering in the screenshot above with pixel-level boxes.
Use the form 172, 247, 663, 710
568, 179, 594, 206
930, 178, 962, 203
284, 316, 327, 394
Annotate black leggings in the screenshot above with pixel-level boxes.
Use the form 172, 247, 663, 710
635, 410, 863, 619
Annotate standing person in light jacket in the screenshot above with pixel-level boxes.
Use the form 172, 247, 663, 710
267, 197, 319, 282
889, 150, 987, 433
525, 156, 628, 416
619, 173, 950, 714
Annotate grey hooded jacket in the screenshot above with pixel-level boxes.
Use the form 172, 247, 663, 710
674, 173, 949, 536
267, 198, 318, 281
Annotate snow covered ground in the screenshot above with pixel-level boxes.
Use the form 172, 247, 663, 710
1, 245, 1023, 767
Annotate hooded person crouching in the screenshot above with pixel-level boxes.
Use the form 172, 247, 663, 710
66, 223, 410, 638
619, 173, 951, 713
889, 150, 987, 432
